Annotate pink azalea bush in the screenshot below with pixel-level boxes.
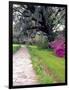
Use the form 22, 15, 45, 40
49, 35, 65, 57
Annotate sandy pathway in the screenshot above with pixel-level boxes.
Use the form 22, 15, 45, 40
13, 46, 38, 86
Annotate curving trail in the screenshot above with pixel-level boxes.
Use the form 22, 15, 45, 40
13, 46, 38, 86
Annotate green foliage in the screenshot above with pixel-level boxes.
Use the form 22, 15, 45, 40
35, 32, 49, 49
13, 45, 21, 53
28, 45, 65, 84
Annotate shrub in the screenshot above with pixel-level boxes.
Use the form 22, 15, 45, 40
35, 31, 49, 49
55, 48, 65, 57
49, 35, 65, 57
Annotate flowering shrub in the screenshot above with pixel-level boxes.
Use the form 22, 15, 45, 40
55, 48, 65, 57
49, 35, 65, 57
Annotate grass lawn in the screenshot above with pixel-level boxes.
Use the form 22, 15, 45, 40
28, 45, 65, 84
13, 44, 21, 53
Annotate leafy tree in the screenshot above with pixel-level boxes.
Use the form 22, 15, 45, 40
13, 4, 65, 43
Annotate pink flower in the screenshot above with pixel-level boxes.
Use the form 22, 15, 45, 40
54, 49, 65, 57
49, 36, 65, 57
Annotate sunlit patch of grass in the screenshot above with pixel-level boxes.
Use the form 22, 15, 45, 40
28, 45, 65, 84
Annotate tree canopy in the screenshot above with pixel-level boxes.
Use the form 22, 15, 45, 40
13, 4, 65, 43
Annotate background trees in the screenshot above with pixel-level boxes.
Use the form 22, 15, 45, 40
13, 4, 65, 45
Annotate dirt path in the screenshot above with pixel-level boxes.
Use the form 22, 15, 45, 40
13, 46, 38, 86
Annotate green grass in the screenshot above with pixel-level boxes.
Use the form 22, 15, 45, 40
13, 44, 21, 53
28, 45, 65, 84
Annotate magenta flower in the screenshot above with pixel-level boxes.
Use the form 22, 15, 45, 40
49, 36, 65, 57
54, 48, 65, 57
